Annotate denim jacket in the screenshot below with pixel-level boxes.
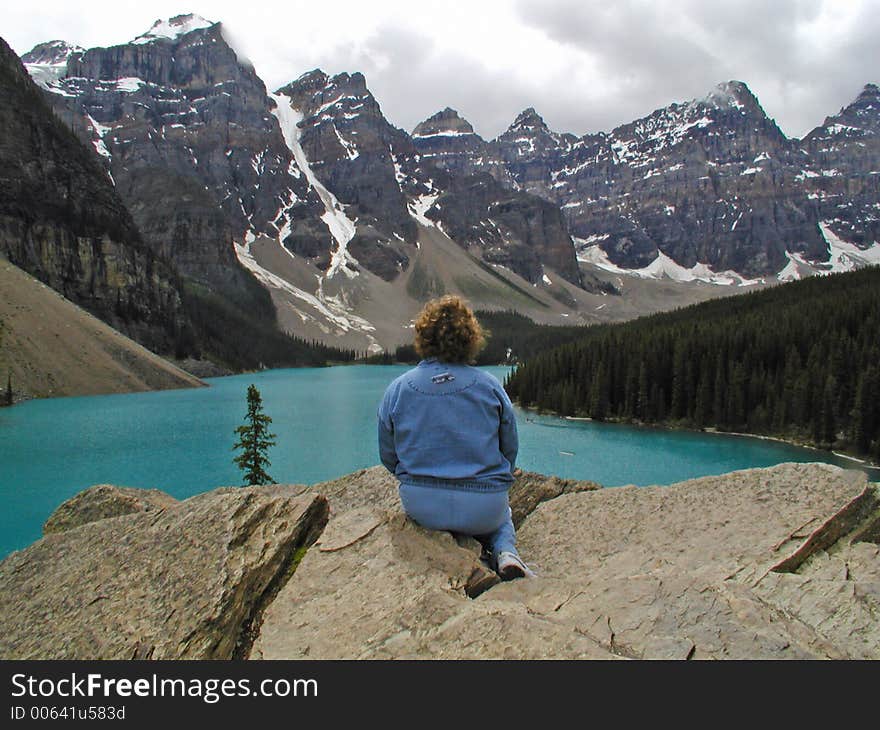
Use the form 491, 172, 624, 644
377, 359, 518, 492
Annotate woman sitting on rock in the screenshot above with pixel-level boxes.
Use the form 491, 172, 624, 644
377, 295, 533, 580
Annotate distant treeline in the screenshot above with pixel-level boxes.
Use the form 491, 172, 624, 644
362, 310, 590, 366
182, 280, 358, 369
504, 268, 880, 462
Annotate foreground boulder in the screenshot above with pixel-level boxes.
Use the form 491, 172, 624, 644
252, 462, 879, 660
0, 489, 328, 659
509, 462, 879, 659
250, 467, 606, 659
42, 484, 179, 535
251, 508, 613, 659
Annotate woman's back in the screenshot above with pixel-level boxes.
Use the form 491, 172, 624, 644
377, 294, 532, 580
377, 358, 518, 487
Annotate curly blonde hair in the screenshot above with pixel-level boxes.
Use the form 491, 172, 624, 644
413, 295, 486, 364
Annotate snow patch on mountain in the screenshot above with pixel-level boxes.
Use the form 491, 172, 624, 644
776, 224, 880, 281
819, 222, 880, 270
270, 92, 358, 279
272, 188, 301, 244
412, 130, 475, 139
132, 14, 214, 45
390, 149, 406, 187
111, 78, 148, 93
777, 250, 812, 281
611, 108, 714, 164
578, 242, 760, 286
332, 124, 359, 160
637, 251, 760, 286
24, 63, 70, 88
408, 191, 440, 229
85, 114, 113, 164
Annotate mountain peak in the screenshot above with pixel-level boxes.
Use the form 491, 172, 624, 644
277, 69, 329, 97
330, 71, 368, 93
413, 107, 475, 137
701, 80, 759, 111
858, 83, 879, 101
846, 82, 880, 116
294, 68, 328, 85
813, 81, 880, 136
510, 107, 548, 132
21, 40, 84, 66
21, 40, 84, 88
284, 69, 370, 96
132, 14, 216, 45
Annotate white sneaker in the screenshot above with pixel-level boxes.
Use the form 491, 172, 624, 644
496, 551, 535, 580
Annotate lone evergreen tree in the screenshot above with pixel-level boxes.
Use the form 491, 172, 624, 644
232, 384, 276, 486
5, 371, 11, 406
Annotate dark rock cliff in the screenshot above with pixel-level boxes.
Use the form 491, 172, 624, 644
278, 69, 586, 285
18, 19, 356, 368
19, 15, 878, 304
412, 107, 513, 184
0, 36, 192, 355
494, 108, 577, 198
428, 173, 583, 285
799, 83, 880, 250
555, 82, 824, 274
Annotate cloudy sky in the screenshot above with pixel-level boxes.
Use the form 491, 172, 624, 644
5, 0, 878, 139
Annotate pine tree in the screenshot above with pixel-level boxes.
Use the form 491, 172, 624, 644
589, 361, 609, 420
637, 360, 650, 421
5, 371, 11, 406
694, 355, 711, 428
713, 359, 727, 426
232, 384, 276, 486
670, 341, 687, 420
819, 374, 838, 446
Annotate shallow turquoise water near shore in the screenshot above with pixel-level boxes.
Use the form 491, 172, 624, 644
0, 364, 874, 559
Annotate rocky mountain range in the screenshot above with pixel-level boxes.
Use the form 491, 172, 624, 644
8, 13, 880, 356
415, 81, 880, 280
3, 23, 357, 371
23, 18, 294, 295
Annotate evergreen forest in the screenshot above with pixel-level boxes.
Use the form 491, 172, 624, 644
181, 280, 358, 369
363, 310, 590, 366
504, 268, 880, 462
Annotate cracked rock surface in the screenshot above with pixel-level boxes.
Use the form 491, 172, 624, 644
254, 463, 879, 659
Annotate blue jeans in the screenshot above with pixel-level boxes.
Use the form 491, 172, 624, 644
398, 482, 517, 556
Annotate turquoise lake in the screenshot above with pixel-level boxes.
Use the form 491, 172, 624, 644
1, 364, 876, 559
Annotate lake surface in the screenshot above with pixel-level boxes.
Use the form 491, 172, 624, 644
1, 364, 875, 559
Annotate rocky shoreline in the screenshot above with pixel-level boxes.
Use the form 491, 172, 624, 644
0, 463, 878, 659
555, 411, 880, 471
